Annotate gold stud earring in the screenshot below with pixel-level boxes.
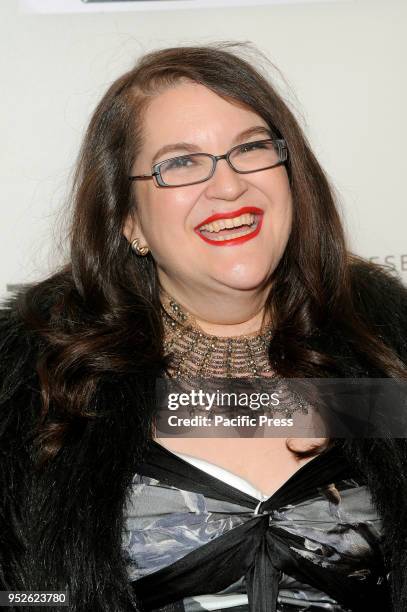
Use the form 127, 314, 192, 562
131, 238, 150, 256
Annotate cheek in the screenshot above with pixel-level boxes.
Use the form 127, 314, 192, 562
262, 176, 292, 242
274, 200, 292, 255
139, 189, 195, 250
281, 196, 293, 237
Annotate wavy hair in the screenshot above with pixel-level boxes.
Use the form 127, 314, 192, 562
17, 43, 406, 465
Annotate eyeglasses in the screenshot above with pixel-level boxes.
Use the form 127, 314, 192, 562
128, 138, 288, 187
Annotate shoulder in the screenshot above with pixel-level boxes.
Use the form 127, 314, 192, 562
349, 257, 407, 360
0, 292, 45, 458
350, 257, 407, 318
0, 276, 60, 423
0, 292, 40, 399
0, 271, 71, 386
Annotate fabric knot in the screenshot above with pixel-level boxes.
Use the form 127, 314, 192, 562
253, 501, 278, 524
246, 523, 282, 612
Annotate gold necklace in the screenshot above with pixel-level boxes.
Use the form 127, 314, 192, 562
160, 290, 275, 379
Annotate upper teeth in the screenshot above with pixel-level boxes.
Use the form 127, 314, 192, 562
199, 213, 256, 233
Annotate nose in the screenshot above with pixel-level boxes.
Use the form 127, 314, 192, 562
203, 157, 248, 201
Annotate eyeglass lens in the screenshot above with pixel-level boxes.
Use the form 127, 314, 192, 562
159, 140, 284, 186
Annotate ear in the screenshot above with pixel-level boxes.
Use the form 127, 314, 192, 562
122, 210, 148, 246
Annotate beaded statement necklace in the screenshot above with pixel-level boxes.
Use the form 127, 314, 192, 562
159, 290, 311, 419
160, 290, 275, 380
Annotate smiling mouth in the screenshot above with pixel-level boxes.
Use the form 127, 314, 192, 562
195, 211, 263, 245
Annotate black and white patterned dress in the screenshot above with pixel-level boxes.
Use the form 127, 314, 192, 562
122, 441, 390, 612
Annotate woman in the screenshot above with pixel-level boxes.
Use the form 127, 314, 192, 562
1, 44, 407, 612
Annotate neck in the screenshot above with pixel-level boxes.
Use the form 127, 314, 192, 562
158, 282, 271, 338
192, 305, 269, 337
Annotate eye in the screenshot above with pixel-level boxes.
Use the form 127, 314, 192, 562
163, 155, 196, 171
238, 141, 269, 154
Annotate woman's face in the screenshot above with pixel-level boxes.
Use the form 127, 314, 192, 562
125, 82, 292, 301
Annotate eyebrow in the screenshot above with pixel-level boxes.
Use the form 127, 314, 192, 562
151, 126, 273, 164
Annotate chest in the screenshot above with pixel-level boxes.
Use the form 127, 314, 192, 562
154, 436, 329, 497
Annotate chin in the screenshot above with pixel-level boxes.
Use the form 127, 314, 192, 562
216, 271, 272, 292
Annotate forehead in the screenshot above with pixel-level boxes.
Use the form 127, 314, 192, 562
140, 82, 267, 150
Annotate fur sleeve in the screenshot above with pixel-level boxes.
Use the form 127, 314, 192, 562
0, 294, 144, 611
346, 260, 407, 611
0, 296, 42, 595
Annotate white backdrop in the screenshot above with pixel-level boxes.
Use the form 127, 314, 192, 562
19, 0, 353, 13
1, 0, 406, 300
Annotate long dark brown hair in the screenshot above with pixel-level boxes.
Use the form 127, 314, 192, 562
17, 43, 406, 465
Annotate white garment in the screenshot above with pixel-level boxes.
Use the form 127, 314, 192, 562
171, 450, 269, 501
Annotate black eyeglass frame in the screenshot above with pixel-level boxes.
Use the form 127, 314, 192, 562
128, 138, 288, 188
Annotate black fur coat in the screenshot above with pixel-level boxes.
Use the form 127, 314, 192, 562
1, 265, 407, 612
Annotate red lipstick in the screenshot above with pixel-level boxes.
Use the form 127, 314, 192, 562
194, 206, 264, 229
194, 206, 264, 247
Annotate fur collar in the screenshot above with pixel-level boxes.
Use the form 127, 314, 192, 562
1, 265, 407, 611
